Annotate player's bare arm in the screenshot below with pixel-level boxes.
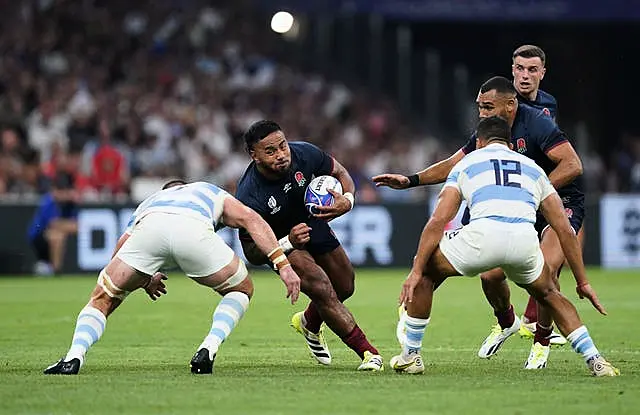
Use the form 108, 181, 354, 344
540, 192, 606, 315
241, 222, 311, 265
223, 196, 301, 303
546, 142, 583, 189
223, 197, 284, 256
240, 239, 268, 266
372, 149, 465, 189
313, 158, 355, 220
400, 187, 461, 304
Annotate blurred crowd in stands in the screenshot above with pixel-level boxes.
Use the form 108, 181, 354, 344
0, 0, 635, 205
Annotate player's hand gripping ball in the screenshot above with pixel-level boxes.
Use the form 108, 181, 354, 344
304, 175, 343, 215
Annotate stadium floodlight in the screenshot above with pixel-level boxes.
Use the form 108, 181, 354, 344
270, 11, 294, 34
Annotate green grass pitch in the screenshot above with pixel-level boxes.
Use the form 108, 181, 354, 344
1, 268, 638, 414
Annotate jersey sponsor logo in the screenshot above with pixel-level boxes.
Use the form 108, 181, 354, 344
268, 196, 281, 214
283, 183, 292, 193
516, 138, 527, 154
295, 171, 306, 187
565, 208, 573, 218
542, 107, 551, 117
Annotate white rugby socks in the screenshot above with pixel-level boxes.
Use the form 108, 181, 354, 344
567, 325, 600, 362
402, 316, 430, 358
198, 291, 250, 359
65, 305, 107, 365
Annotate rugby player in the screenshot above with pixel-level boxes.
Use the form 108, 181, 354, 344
511, 44, 587, 342
373, 76, 588, 368
44, 180, 301, 375
389, 116, 617, 377
512, 44, 557, 120
236, 120, 383, 371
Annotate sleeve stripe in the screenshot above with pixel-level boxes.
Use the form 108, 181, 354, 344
446, 171, 460, 183
544, 139, 569, 154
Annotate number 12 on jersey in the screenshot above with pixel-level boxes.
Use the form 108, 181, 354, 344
490, 159, 521, 188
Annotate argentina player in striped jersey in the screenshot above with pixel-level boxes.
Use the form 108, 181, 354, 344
44, 180, 300, 375
390, 117, 618, 377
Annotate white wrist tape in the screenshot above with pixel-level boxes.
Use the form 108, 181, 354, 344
278, 235, 294, 253
343, 192, 355, 210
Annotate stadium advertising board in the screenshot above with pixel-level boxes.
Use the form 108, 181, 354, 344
75, 204, 423, 271
600, 194, 640, 268
0, 203, 426, 274
0, 198, 604, 274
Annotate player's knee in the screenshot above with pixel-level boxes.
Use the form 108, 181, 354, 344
244, 281, 254, 299
303, 270, 335, 303
544, 256, 563, 277
336, 283, 354, 302
334, 272, 355, 302
480, 269, 506, 283
96, 269, 131, 301
89, 270, 128, 315
230, 275, 254, 299
529, 281, 558, 308
225, 284, 254, 299
538, 288, 561, 309
308, 276, 333, 299
216, 260, 252, 297
88, 291, 115, 315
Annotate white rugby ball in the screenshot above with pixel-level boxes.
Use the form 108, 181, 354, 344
304, 175, 343, 215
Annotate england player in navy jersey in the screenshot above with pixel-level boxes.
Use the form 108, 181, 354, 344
511, 44, 588, 339
512, 45, 558, 121
373, 76, 592, 369
236, 120, 383, 371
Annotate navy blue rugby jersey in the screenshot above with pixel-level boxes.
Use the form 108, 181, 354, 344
517, 88, 557, 121
461, 104, 582, 200
236, 141, 334, 239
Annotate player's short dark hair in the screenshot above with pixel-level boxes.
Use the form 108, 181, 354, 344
162, 179, 187, 190
243, 120, 282, 151
476, 116, 511, 144
480, 76, 517, 96
513, 44, 546, 65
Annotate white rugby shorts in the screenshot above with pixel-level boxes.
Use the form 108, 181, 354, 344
439, 219, 544, 285
117, 212, 235, 278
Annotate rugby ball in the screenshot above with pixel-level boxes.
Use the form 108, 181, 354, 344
304, 175, 343, 215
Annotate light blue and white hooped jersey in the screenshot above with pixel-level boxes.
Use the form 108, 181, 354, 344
125, 182, 229, 234
443, 143, 556, 225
